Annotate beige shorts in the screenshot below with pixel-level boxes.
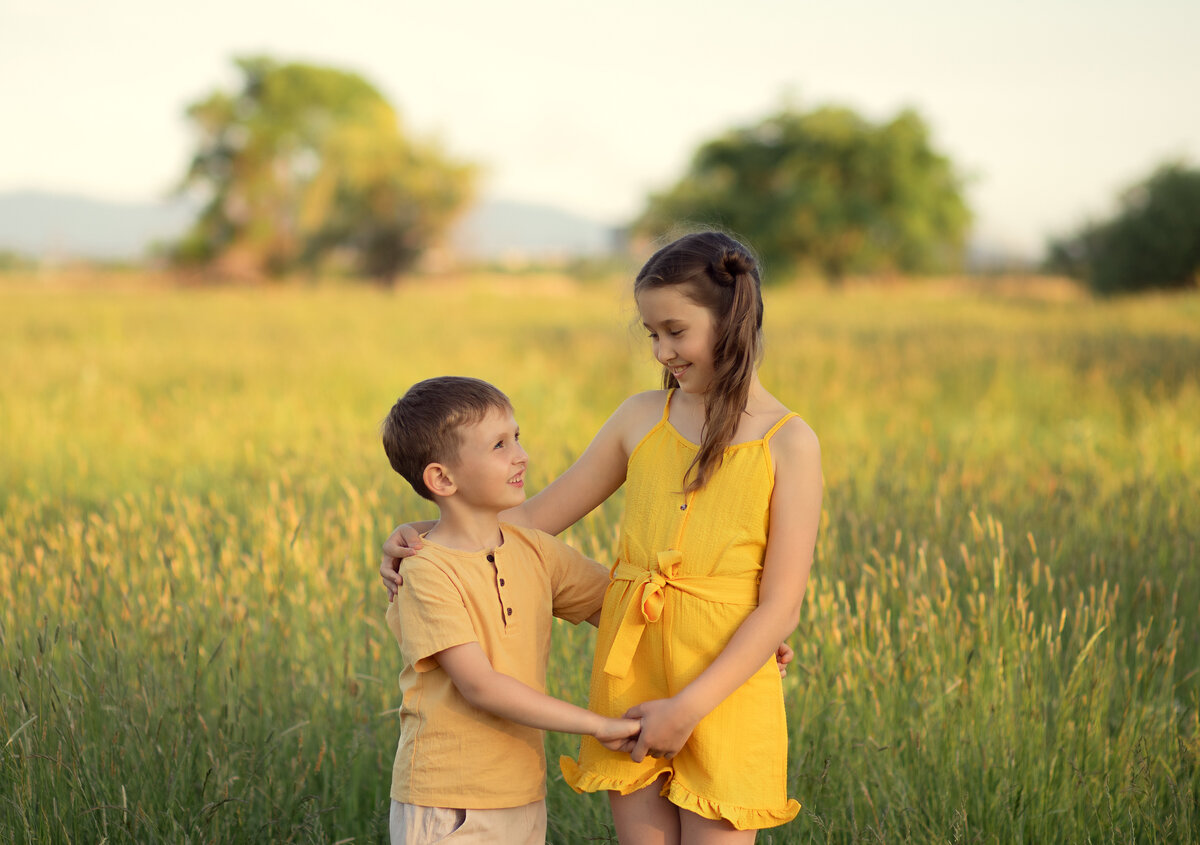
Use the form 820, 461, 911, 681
389, 799, 547, 845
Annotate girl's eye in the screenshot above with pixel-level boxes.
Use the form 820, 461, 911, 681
670, 330, 683, 337
647, 332, 658, 340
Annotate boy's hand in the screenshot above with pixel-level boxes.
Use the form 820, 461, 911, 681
380, 523, 425, 600
775, 641, 794, 677
595, 717, 641, 753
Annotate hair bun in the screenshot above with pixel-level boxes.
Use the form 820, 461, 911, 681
711, 249, 755, 287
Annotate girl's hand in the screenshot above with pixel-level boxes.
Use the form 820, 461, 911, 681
622, 698, 701, 763
595, 717, 641, 753
380, 523, 425, 600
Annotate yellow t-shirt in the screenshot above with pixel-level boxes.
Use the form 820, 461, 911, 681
386, 522, 609, 808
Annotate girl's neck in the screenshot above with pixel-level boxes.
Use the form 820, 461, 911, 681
688, 371, 766, 415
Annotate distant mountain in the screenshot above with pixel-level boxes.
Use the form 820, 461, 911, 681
0, 190, 619, 262
452, 199, 617, 259
0, 190, 199, 260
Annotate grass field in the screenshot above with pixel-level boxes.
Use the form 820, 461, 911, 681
1, 271, 1198, 843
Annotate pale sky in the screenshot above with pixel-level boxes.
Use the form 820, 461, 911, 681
3, 0, 1198, 256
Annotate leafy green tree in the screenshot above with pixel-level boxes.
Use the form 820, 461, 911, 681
174, 57, 475, 282
1046, 161, 1200, 294
635, 105, 971, 281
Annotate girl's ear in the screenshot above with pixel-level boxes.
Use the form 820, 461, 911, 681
423, 463, 456, 498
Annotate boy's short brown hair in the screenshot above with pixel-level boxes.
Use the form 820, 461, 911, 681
382, 376, 513, 501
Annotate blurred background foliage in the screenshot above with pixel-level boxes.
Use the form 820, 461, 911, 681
1045, 161, 1200, 295
172, 57, 476, 283
634, 105, 972, 282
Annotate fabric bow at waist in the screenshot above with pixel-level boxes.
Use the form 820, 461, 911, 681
602, 550, 760, 678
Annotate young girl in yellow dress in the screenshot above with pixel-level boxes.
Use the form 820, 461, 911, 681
382, 231, 822, 843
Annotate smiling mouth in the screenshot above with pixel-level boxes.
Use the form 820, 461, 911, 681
508, 475, 525, 487
670, 365, 690, 378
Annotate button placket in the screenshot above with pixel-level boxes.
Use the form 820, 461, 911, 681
490, 550, 514, 625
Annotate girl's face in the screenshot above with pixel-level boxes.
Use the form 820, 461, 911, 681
637, 284, 719, 395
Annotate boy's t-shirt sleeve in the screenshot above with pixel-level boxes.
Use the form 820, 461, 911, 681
387, 557, 477, 672
536, 531, 611, 624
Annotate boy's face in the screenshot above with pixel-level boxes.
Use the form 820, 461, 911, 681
444, 405, 528, 509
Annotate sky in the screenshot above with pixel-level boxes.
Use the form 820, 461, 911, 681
3, 0, 1198, 257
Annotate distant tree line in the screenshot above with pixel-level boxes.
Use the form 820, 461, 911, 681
168, 57, 1196, 294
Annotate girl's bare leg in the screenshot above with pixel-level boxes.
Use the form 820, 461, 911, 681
678, 809, 757, 844
608, 773, 679, 845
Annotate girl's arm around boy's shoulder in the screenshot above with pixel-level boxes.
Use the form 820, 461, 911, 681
519, 390, 667, 536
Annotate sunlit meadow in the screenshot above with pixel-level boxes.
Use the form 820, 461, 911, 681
1, 271, 1197, 843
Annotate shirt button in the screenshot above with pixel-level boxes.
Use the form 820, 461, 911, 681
680, 503, 687, 511
487, 553, 495, 563
499, 578, 505, 586
506, 607, 513, 616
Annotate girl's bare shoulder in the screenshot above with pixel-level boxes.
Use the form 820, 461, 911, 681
610, 390, 670, 451
614, 389, 669, 425
771, 412, 820, 465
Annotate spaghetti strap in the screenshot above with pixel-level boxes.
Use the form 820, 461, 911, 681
661, 388, 676, 422
763, 412, 799, 443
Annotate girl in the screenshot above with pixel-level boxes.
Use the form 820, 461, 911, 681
382, 231, 822, 843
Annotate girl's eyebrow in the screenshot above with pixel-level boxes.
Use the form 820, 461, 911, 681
643, 317, 685, 328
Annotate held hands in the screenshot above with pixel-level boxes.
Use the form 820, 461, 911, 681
614, 641, 791, 762
621, 697, 702, 764
595, 716, 642, 753
380, 523, 424, 600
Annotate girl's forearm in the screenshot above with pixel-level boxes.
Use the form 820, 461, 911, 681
674, 604, 800, 721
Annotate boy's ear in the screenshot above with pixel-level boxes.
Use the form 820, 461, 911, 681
423, 462, 456, 498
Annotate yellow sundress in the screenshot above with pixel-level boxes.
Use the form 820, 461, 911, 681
560, 389, 801, 830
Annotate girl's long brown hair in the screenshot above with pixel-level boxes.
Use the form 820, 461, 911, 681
634, 231, 764, 494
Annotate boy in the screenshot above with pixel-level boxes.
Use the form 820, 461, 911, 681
380, 376, 639, 845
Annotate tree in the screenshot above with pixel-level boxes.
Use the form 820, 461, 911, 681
173, 57, 475, 282
635, 105, 971, 281
1045, 161, 1200, 295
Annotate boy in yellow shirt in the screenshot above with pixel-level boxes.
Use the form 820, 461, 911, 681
380, 376, 639, 844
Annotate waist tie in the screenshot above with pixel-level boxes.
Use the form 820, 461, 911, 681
602, 550, 760, 678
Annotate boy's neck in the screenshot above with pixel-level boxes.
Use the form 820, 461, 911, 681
426, 502, 505, 552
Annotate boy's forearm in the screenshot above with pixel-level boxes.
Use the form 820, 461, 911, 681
457, 669, 603, 736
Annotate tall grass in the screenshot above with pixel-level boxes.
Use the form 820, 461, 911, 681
1, 273, 1197, 843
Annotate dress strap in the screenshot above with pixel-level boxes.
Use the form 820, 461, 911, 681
763, 411, 800, 443
661, 387, 676, 422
